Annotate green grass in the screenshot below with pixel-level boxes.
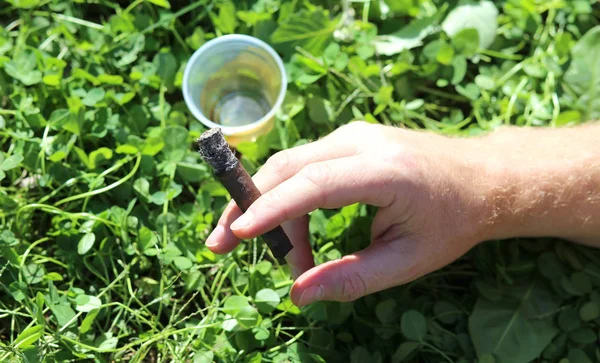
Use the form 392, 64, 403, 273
1, 0, 600, 362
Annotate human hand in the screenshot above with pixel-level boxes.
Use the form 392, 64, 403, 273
205, 120, 600, 306
205, 121, 498, 307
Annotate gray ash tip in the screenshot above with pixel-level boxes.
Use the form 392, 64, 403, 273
197, 128, 238, 174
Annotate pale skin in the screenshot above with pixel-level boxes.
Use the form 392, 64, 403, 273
205, 121, 600, 307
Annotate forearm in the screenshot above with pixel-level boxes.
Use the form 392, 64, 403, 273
474, 122, 600, 246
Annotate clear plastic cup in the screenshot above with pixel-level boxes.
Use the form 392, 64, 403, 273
182, 34, 287, 147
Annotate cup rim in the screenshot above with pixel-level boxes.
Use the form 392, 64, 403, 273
182, 34, 287, 135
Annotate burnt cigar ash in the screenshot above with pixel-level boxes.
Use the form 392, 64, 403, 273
197, 128, 293, 262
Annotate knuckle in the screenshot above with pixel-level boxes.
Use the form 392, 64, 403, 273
299, 162, 331, 186
265, 150, 294, 175
383, 147, 406, 163
263, 187, 286, 209
298, 163, 330, 205
380, 146, 418, 174
339, 268, 368, 302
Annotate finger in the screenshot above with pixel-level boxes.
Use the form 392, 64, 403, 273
250, 133, 359, 192
230, 155, 399, 239
289, 239, 420, 306
206, 131, 359, 258
205, 201, 315, 276
281, 217, 315, 279
205, 200, 243, 254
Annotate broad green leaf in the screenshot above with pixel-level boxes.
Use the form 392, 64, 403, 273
88, 147, 113, 169
434, 300, 461, 325
194, 351, 214, 363
436, 44, 454, 65
568, 348, 593, 363
142, 137, 164, 156
401, 310, 427, 341
255, 289, 280, 314
223, 295, 250, 316
213, 1, 237, 33
95, 333, 118, 350
569, 328, 597, 345
4, 50, 41, 85
456, 83, 480, 100
564, 26, 600, 120
391, 342, 420, 363
82, 88, 106, 107
79, 309, 100, 334
75, 294, 102, 312
150, 191, 167, 205
468, 279, 560, 363
41, 271, 61, 282
173, 256, 193, 270
442, 0, 498, 49
78, 232, 96, 255
154, 52, 177, 88
50, 304, 76, 328
373, 9, 443, 56
276, 298, 301, 315
538, 251, 567, 280
42, 74, 60, 86
555, 110, 582, 127
186, 27, 206, 50
475, 75, 495, 90
254, 261, 272, 275
111, 91, 135, 105
350, 346, 371, 363
0, 230, 18, 246
237, 10, 271, 27
558, 307, 581, 332
236, 306, 260, 329
183, 269, 206, 291
571, 272, 592, 294
9, 281, 26, 301
253, 326, 270, 341
375, 299, 397, 324
0, 36, 11, 55
162, 125, 188, 162
307, 96, 335, 124
22, 263, 44, 284
2, 154, 23, 170
13, 325, 44, 349
133, 178, 151, 200
451, 28, 480, 56
579, 301, 600, 322
271, 9, 336, 55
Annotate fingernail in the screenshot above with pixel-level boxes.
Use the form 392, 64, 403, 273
205, 225, 224, 247
297, 285, 324, 307
230, 212, 252, 231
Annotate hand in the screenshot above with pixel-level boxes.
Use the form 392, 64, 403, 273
205, 121, 600, 307
205, 121, 495, 306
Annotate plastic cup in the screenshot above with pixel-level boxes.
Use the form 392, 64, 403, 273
182, 34, 287, 147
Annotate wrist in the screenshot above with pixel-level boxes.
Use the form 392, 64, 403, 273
469, 126, 600, 244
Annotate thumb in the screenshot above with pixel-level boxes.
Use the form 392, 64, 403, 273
289, 239, 419, 307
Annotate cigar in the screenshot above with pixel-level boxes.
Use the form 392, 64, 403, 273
196, 128, 293, 263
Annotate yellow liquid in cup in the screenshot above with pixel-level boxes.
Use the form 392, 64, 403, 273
198, 50, 280, 128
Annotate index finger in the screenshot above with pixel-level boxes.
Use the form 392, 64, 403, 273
206, 133, 359, 251
229, 155, 399, 239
